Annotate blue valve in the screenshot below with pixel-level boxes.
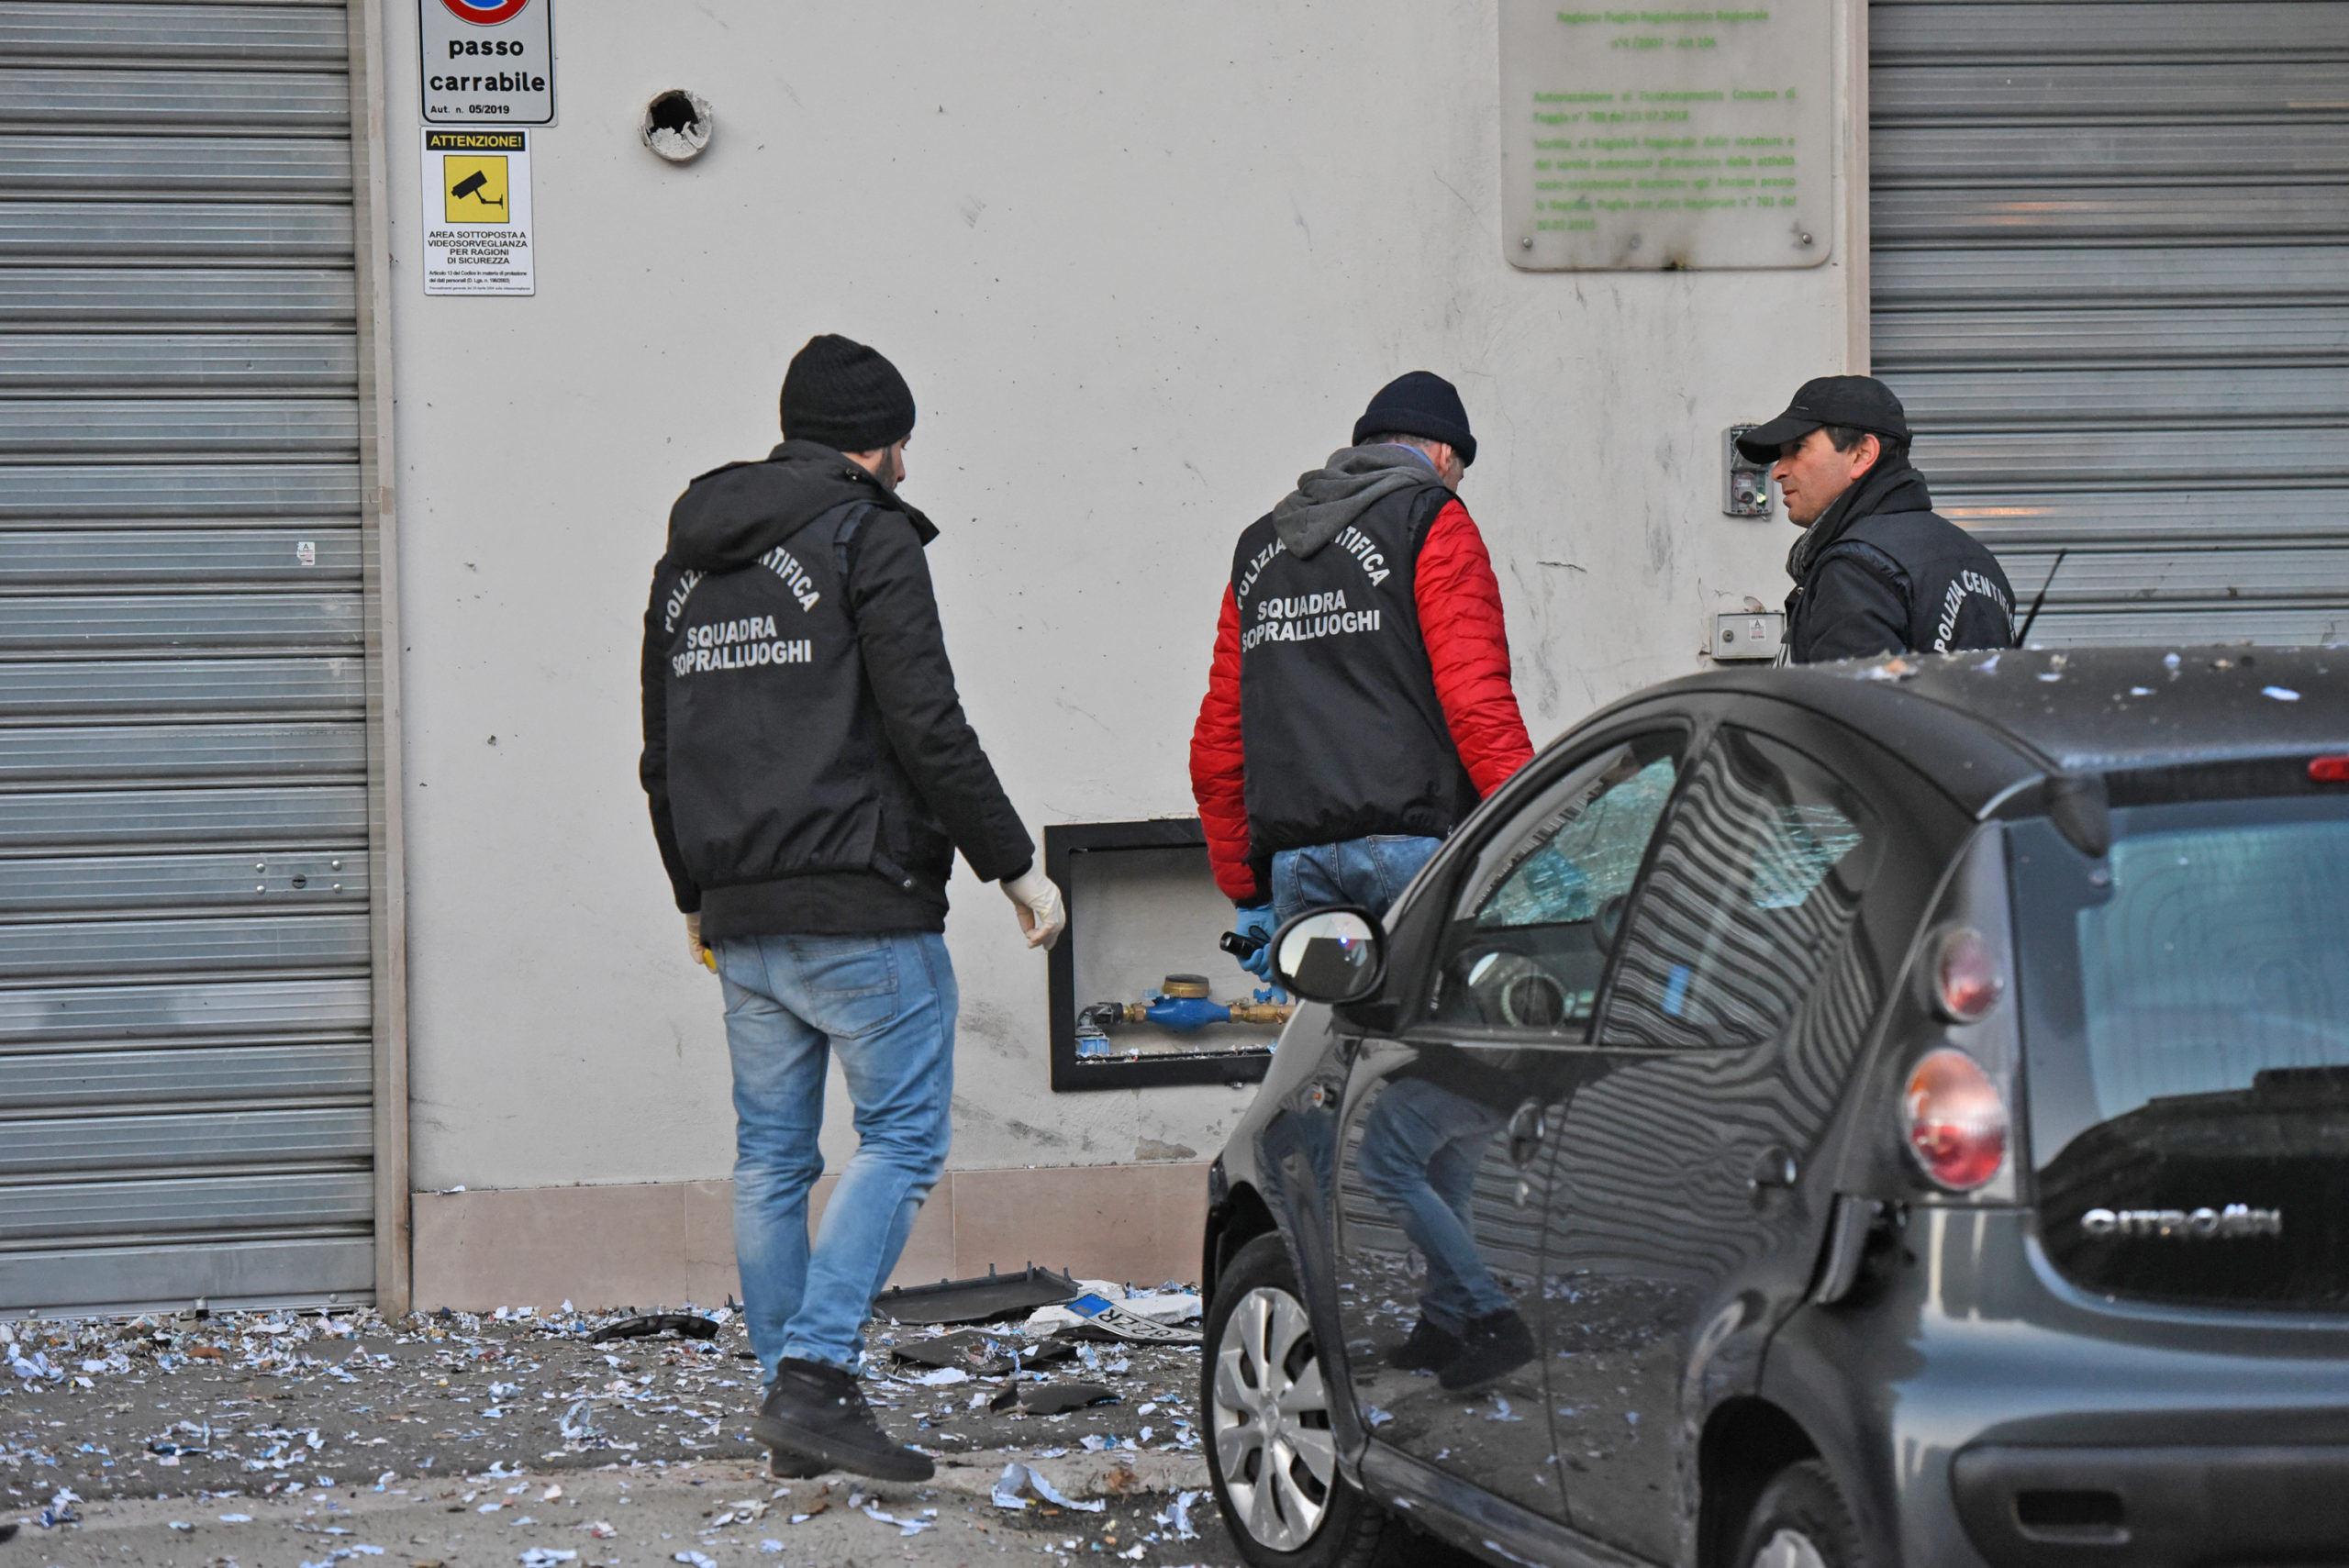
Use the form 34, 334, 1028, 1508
1140, 992, 1233, 1032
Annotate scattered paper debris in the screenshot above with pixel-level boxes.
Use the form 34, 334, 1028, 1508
991, 1462, 1105, 1512
862, 1503, 932, 1536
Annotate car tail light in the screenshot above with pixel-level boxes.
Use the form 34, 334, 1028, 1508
1934, 927, 2004, 1022
1904, 1048, 2009, 1191
2311, 755, 2349, 784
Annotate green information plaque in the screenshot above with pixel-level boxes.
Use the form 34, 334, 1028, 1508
1501, 1, 1835, 271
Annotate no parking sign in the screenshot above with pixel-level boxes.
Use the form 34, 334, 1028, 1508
420, 0, 554, 126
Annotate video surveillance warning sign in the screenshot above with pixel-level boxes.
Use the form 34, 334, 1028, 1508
421, 129, 532, 295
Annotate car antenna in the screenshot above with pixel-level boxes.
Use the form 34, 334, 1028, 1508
2016, 548, 2068, 645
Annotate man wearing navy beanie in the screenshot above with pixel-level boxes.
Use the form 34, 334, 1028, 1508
1190, 371, 1531, 932
1187, 372, 1537, 1386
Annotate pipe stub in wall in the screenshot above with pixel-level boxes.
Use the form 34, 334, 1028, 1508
642, 90, 712, 162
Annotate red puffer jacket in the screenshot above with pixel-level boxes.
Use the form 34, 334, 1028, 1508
1189, 498, 1534, 904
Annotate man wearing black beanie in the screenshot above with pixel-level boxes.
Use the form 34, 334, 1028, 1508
639, 333, 1064, 1483
1187, 371, 1539, 1388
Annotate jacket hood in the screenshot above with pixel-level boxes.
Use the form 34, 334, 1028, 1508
1786, 453, 1932, 584
1271, 444, 1449, 559
665, 439, 934, 572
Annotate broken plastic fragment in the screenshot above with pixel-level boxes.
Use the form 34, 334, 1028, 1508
1038, 1294, 1202, 1345
1018, 1381, 1117, 1416
587, 1314, 718, 1344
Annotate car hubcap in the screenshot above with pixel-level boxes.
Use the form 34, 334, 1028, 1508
1752, 1527, 1830, 1568
1211, 1284, 1336, 1552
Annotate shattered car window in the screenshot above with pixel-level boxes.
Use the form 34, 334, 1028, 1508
1429, 733, 1686, 1037
1475, 754, 1677, 929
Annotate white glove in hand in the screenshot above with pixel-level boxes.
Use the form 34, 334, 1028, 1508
1002, 866, 1067, 951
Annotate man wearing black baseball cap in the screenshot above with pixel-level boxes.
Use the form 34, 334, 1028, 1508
1737, 374, 2015, 663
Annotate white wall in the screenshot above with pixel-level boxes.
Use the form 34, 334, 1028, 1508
387, 0, 1858, 1194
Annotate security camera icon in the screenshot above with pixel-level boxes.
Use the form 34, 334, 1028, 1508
449, 169, 505, 209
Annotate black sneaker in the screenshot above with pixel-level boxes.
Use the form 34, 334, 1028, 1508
768, 1447, 829, 1479
750, 1358, 934, 1483
1387, 1317, 1464, 1373
1437, 1308, 1535, 1391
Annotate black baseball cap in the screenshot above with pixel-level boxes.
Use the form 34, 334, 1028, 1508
1736, 375, 1909, 463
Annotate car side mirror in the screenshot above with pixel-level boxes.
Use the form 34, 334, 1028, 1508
1269, 907, 1386, 1005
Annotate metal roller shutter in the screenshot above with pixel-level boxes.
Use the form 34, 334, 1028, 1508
0, 0, 379, 1312
1870, 0, 2349, 645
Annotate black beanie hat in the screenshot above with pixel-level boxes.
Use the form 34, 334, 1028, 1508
1353, 371, 1476, 466
778, 334, 917, 453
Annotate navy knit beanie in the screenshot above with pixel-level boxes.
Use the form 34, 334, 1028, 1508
1353, 371, 1476, 466
778, 334, 917, 453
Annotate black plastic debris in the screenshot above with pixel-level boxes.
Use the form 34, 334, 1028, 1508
586, 1312, 719, 1344
890, 1329, 1074, 1375
1017, 1381, 1119, 1415
872, 1263, 1078, 1327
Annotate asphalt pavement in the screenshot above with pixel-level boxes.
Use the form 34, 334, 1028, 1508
3, 1300, 1487, 1568
2, 1299, 1245, 1565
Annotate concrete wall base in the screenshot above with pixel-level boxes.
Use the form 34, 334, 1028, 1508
411, 1162, 1211, 1312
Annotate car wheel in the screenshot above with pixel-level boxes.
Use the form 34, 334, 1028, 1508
1733, 1459, 1868, 1568
1205, 1233, 1385, 1568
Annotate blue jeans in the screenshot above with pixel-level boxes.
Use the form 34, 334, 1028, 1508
1271, 834, 1443, 927
713, 931, 956, 1378
1354, 1075, 1512, 1334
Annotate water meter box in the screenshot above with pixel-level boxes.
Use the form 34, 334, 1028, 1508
1044, 818, 1279, 1093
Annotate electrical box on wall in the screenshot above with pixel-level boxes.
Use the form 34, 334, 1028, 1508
1711, 609, 1786, 662
1724, 425, 1773, 517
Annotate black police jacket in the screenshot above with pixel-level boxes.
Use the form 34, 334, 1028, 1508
1784, 458, 2017, 664
1230, 456, 1478, 858
638, 441, 1033, 937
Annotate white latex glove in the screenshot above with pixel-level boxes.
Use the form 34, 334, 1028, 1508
1002, 866, 1066, 951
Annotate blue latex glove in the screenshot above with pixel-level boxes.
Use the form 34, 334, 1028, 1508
1231, 904, 1276, 981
